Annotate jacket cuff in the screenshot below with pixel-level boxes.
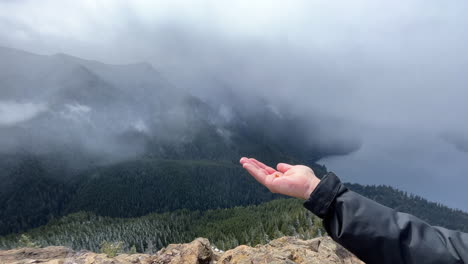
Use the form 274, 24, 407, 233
303, 172, 344, 219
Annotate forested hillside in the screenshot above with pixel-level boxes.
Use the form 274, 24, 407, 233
2, 156, 468, 241
0, 157, 327, 236
65, 159, 282, 217
0, 199, 324, 252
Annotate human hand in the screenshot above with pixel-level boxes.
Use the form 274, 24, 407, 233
239, 157, 321, 200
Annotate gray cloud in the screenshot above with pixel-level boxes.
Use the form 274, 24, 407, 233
442, 132, 468, 154
0, 101, 47, 126
1, 0, 468, 210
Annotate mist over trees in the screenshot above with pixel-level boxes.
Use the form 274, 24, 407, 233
0, 46, 360, 168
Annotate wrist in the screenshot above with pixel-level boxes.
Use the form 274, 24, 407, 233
303, 172, 346, 219
302, 179, 320, 200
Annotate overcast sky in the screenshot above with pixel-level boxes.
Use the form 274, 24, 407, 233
1, 0, 468, 210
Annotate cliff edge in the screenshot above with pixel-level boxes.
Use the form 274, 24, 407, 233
0, 236, 364, 264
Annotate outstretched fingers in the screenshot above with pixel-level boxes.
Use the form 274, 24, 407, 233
249, 158, 276, 174
240, 157, 291, 192
242, 162, 268, 185
239, 157, 249, 164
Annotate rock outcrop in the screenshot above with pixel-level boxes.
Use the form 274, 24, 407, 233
218, 236, 363, 264
0, 236, 364, 264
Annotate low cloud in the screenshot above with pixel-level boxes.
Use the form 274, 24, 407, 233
441, 132, 468, 154
0, 101, 47, 126
59, 103, 92, 123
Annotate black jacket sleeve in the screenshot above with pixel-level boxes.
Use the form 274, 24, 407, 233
303, 172, 468, 264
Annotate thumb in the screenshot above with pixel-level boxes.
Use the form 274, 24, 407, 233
276, 163, 293, 173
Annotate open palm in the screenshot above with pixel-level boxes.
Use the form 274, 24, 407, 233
239, 157, 320, 200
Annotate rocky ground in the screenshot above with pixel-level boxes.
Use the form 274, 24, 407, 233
0, 236, 364, 264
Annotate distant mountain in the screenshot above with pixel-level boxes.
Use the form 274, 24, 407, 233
0, 46, 174, 103
0, 46, 359, 164
0, 46, 178, 163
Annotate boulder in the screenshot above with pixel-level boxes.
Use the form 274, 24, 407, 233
218, 236, 364, 264
0, 246, 149, 264
147, 237, 213, 264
